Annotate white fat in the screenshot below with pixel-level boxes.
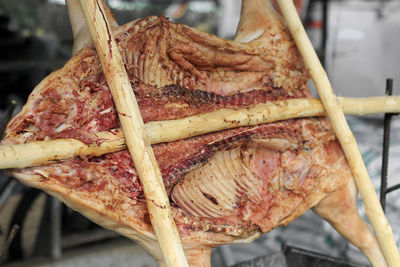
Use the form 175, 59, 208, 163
55, 123, 69, 133
69, 169, 77, 177
21, 131, 34, 140
69, 103, 78, 118
242, 202, 253, 221
99, 107, 112, 115
164, 103, 189, 109
98, 189, 112, 203
289, 70, 301, 78
86, 120, 99, 131
34, 169, 48, 178
272, 33, 281, 43
35, 166, 63, 178
28, 123, 39, 132
120, 203, 130, 211
248, 138, 297, 152
237, 29, 265, 43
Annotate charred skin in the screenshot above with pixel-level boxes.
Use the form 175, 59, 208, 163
2, 8, 386, 267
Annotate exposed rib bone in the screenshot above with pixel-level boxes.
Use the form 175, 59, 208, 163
0, 96, 399, 170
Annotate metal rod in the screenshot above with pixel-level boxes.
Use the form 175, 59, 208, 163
321, 0, 328, 67
0, 179, 18, 209
50, 198, 62, 259
380, 78, 393, 212
0, 224, 20, 262
386, 183, 400, 194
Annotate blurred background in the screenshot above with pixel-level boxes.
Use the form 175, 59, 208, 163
0, 0, 400, 266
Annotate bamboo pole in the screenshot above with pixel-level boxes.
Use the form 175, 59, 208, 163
0, 130, 125, 169
78, 1, 188, 266
276, 0, 400, 266
1, 96, 400, 170
338, 96, 400, 116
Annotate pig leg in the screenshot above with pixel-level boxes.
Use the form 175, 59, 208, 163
66, 0, 118, 55
313, 178, 387, 267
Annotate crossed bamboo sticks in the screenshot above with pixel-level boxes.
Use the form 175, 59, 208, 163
1, 0, 399, 266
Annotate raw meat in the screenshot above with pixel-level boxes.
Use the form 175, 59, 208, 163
1, 0, 386, 266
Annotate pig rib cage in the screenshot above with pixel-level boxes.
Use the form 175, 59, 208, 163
0, 1, 398, 264
1, 75, 399, 266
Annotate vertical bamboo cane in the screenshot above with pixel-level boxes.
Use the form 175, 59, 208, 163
78, 1, 188, 266
276, 0, 400, 266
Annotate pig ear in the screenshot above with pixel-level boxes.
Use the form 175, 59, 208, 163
66, 0, 118, 55
234, 0, 284, 44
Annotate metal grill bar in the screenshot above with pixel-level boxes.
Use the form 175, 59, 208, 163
379, 78, 400, 212
379, 79, 393, 211
386, 184, 400, 194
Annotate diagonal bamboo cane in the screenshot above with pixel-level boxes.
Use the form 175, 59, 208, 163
1, 96, 399, 170
276, 0, 400, 266
78, 0, 187, 266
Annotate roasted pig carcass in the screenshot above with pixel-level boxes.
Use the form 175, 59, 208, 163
1, 0, 386, 266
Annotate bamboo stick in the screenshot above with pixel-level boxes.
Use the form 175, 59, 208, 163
144, 96, 400, 143
1, 96, 399, 170
276, 0, 400, 266
0, 130, 125, 169
78, 1, 188, 266
338, 96, 400, 116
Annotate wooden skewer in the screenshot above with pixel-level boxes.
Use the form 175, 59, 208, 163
78, 1, 188, 266
276, 0, 400, 266
1, 96, 399, 170
0, 130, 125, 169
338, 95, 400, 115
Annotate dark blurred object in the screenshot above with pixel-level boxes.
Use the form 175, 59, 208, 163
0, 224, 19, 263
283, 243, 364, 267
0, 8, 68, 110
233, 243, 364, 267
0, 99, 16, 138
304, 0, 328, 66
233, 251, 286, 267
6, 188, 42, 260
